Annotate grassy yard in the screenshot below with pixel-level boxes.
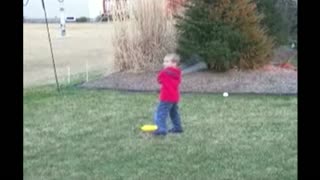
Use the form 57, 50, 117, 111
23, 23, 115, 87
24, 86, 297, 180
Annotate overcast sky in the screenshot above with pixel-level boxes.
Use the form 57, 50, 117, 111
23, 0, 103, 19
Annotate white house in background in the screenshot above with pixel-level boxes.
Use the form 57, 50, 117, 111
23, 0, 103, 20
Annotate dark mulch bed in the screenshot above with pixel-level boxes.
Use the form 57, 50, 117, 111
80, 67, 297, 95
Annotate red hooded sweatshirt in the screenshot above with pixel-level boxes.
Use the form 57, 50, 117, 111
157, 66, 182, 103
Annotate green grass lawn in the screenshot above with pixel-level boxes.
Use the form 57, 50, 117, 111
24, 86, 297, 180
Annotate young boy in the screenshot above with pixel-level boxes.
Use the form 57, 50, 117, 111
153, 53, 183, 136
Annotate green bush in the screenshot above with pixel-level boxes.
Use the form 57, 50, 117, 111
176, 0, 273, 71
76, 17, 89, 22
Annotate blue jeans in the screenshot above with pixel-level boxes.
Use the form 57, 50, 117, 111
153, 101, 182, 133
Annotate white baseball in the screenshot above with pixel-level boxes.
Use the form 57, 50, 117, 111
223, 92, 229, 97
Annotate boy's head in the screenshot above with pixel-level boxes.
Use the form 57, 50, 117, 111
163, 53, 180, 68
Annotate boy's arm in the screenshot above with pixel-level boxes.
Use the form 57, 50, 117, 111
157, 70, 164, 84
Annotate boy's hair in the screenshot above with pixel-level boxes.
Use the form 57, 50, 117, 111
164, 53, 180, 64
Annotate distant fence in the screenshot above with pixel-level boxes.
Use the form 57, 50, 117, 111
23, 18, 97, 23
